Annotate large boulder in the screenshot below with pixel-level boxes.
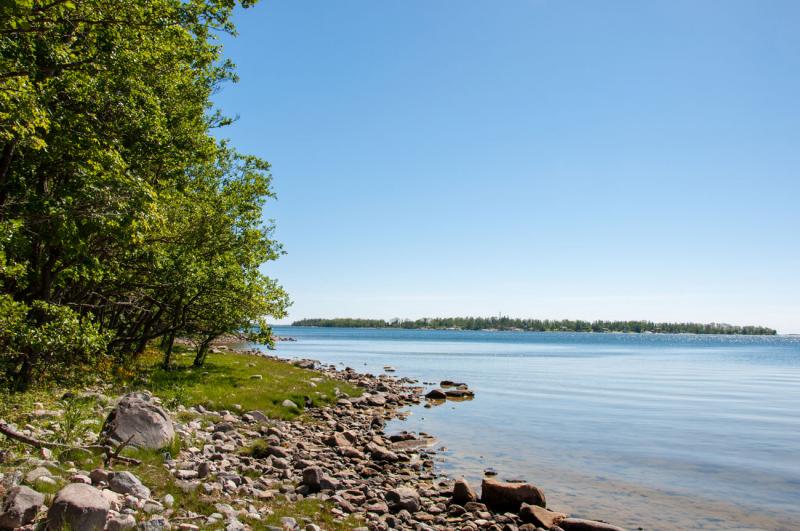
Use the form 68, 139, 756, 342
559, 518, 627, 531
385, 487, 420, 513
47, 483, 110, 531
519, 503, 567, 528
0, 485, 44, 529
481, 478, 546, 513
451, 478, 478, 505
101, 393, 174, 450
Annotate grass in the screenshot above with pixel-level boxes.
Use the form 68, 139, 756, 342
133, 346, 362, 419
1, 345, 366, 529
246, 497, 364, 531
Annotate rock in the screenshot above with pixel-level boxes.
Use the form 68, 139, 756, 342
324, 432, 354, 448
163, 494, 174, 508
247, 410, 268, 423
89, 469, 109, 485
425, 389, 447, 400
452, 478, 478, 505
0, 485, 44, 529
302, 467, 324, 492
24, 466, 53, 484
108, 471, 151, 500
70, 474, 92, 485
301, 466, 339, 492
101, 392, 175, 450
47, 483, 110, 531
481, 478, 546, 513
281, 400, 299, 410
107, 513, 137, 531
197, 462, 211, 479
385, 487, 420, 513
558, 518, 627, 531
366, 443, 398, 462
519, 503, 567, 528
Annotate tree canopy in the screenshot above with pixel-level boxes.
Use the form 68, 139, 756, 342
292, 317, 776, 335
1, 0, 288, 389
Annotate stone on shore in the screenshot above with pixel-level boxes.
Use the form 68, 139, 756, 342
101, 392, 175, 450
559, 517, 627, 531
520, 502, 567, 528
385, 487, 420, 513
47, 483, 110, 531
451, 478, 478, 505
0, 485, 44, 529
481, 478, 546, 512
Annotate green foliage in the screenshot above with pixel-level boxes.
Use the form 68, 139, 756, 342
293, 317, 777, 335
0, 0, 289, 389
138, 349, 361, 420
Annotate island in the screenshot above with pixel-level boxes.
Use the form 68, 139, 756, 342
292, 317, 777, 335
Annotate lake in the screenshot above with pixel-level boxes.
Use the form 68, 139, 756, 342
267, 327, 800, 531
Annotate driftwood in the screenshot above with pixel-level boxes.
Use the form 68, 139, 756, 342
0, 419, 141, 465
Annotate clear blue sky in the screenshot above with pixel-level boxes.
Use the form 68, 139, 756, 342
213, 1, 800, 333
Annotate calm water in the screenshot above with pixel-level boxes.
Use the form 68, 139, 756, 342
267, 327, 800, 531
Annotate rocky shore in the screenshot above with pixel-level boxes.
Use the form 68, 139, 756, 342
0, 349, 625, 531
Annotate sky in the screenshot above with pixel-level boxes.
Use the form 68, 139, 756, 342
212, 1, 800, 333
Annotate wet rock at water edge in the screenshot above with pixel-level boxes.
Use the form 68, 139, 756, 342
481, 478, 546, 513
520, 502, 568, 528
451, 477, 478, 505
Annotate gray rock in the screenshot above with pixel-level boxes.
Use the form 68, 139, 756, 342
0, 485, 44, 529
247, 410, 269, 423
107, 513, 137, 531
108, 471, 151, 500
101, 393, 175, 450
24, 466, 53, 484
47, 483, 110, 531
385, 487, 420, 513
281, 399, 299, 410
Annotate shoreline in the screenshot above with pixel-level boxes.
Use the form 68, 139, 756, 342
0, 346, 626, 530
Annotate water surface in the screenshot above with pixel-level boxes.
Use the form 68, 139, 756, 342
268, 327, 800, 530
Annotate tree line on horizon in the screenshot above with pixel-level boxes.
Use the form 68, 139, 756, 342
0, 0, 288, 391
291, 317, 776, 335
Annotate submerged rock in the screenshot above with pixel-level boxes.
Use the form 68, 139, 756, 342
559, 517, 627, 531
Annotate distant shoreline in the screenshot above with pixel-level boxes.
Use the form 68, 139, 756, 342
289, 318, 777, 335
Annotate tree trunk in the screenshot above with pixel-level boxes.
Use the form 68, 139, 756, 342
161, 331, 175, 369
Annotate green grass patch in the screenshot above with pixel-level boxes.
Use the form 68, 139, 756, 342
137, 349, 361, 419
246, 497, 363, 530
